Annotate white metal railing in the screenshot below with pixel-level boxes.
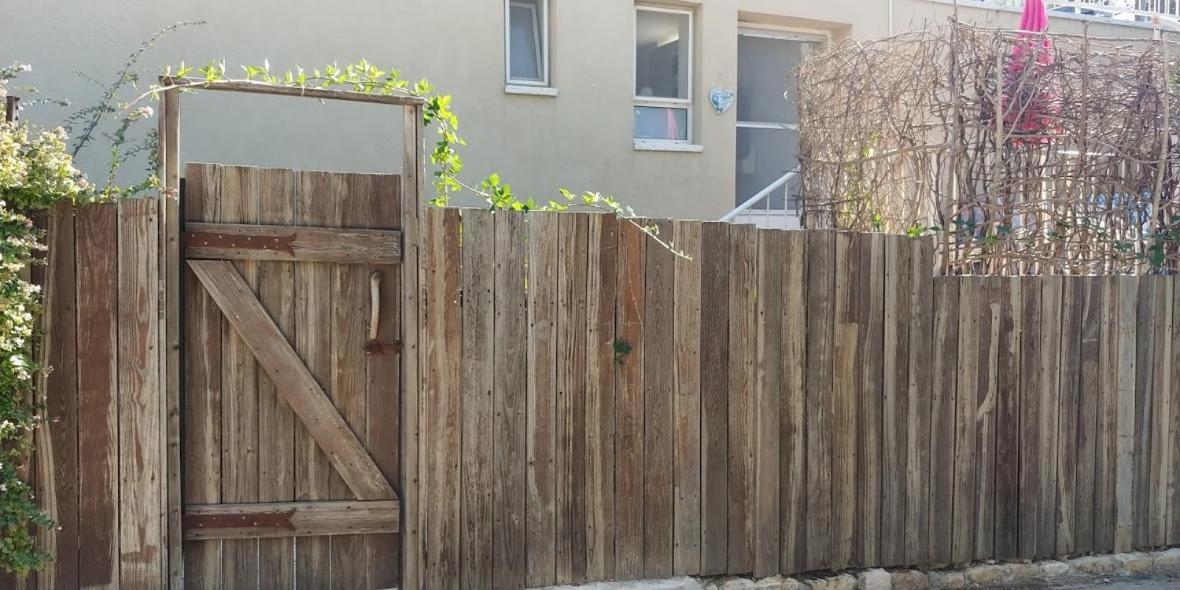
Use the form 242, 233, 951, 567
720, 169, 800, 225
977, 0, 1180, 21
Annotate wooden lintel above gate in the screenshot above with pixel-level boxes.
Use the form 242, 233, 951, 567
183, 500, 400, 540
184, 222, 402, 264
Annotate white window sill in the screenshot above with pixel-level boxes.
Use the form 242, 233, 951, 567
634, 140, 703, 153
505, 84, 559, 97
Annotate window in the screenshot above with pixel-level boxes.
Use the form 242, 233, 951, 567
635, 6, 692, 143
506, 0, 549, 86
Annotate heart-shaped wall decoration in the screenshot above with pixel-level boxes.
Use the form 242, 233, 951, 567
710, 88, 735, 114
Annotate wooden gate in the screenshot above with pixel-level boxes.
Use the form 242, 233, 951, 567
180, 163, 403, 588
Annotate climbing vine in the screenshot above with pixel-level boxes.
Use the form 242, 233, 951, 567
144, 60, 686, 257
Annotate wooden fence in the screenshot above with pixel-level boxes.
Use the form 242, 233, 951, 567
6, 200, 169, 589
413, 207, 1180, 588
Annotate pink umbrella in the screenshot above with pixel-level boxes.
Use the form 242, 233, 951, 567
1002, 0, 1059, 143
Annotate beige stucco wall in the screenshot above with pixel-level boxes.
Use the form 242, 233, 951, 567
0, 0, 1157, 219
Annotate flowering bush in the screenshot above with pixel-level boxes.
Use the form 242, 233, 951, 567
0, 85, 87, 575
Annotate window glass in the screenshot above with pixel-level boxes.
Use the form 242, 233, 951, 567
509, 0, 544, 82
634, 106, 689, 141
735, 127, 800, 208
635, 10, 690, 99
736, 35, 805, 124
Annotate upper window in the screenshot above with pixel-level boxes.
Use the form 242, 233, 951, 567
506, 0, 549, 86
634, 6, 693, 143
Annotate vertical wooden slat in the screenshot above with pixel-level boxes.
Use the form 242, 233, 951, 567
973, 277, 1000, 560
255, 167, 297, 589
219, 166, 260, 588
804, 230, 834, 571
422, 208, 462, 589
585, 214, 619, 582
527, 212, 560, 587
1038, 276, 1063, 557
1115, 277, 1138, 552
952, 277, 979, 564
184, 164, 223, 589
1056, 278, 1083, 555
906, 238, 934, 565
1170, 279, 1180, 546
1019, 277, 1042, 559
461, 209, 495, 589
77, 204, 121, 588
1094, 276, 1119, 554
781, 230, 808, 574
699, 223, 730, 575
727, 224, 757, 574
753, 228, 785, 577
1074, 278, 1102, 554
400, 102, 425, 590
672, 220, 702, 576
881, 235, 910, 566
1150, 279, 1173, 548
831, 232, 857, 571
117, 198, 163, 588
857, 233, 884, 568
994, 278, 1022, 559
928, 276, 960, 565
494, 211, 529, 589
160, 88, 183, 590
556, 214, 590, 583
642, 218, 674, 578
614, 218, 646, 580
37, 203, 77, 590
365, 173, 401, 590
1133, 277, 1156, 549
293, 171, 334, 589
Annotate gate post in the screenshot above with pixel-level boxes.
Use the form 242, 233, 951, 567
400, 103, 426, 590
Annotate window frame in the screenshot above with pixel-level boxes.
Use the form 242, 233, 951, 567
505, 0, 550, 87
633, 4, 694, 145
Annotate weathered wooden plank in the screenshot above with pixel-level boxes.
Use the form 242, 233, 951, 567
364, 172, 401, 590
189, 260, 396, 502
881, 235, 910, 566
994, 278, 1022, 560
1171, 278, 1180, 547
184, 222, 402, 264
76, 203, 122, 589
526, 212, 559, 586
556, 213, 590, 583
421, 208, 463, 589
906, 238, 934, 565
118, 198, 164, 588
642, 218, 674, 578
857, 233, 884, 568
1115, 277, 1138, 552
973, 277, 1000, 560
929, 275, 960, 565
585, 214, 619, 581
1074, 278, 1102, 554
255, 167, 297, 589
165, 77, 426, 105
294, 170, 335, 588
461, 209, 495, 589
183, 164, 223, 589
495, 211, 530, 589
804, 230, 834, 571
1133, 277, 1156, 550
183, 501, 399, 540
699, 222, 730, 575
218, 165, 261, 588
672, 220, 702, 576
754, 228, 785, 577
1094, 276, 1119, 554
400, 103, 426, 590
160, 89, 184, 590
1019, 277, 1042, 559
1038, 276, 1063, 557
1056, 278, 1083, 555
952, 277, 980, 564
1150, 278, 1173, 548
614, 218, 646, 580
728, 223, 757, 574
831, 232, 857, 571
780, 230, 808, 574
42, 202, 78, 590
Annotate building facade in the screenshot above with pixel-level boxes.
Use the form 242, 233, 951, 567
1, 0, 1161, 220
